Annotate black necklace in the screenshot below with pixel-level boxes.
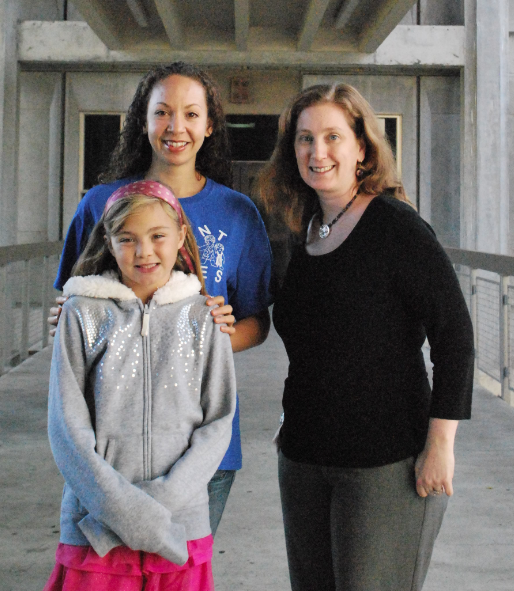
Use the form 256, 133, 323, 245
318, 193, 359, 239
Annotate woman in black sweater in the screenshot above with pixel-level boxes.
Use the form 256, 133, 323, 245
259, 84, 474, 591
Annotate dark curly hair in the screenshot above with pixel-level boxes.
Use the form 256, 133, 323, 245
258, 83, 409, 237
100, 62, 233, 188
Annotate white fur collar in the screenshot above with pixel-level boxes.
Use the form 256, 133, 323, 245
63, 270, 202, 305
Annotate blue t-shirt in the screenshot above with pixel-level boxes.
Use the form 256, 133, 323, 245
54, 177, 274, 470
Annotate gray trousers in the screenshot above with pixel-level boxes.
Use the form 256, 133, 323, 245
278, 452, 448, 591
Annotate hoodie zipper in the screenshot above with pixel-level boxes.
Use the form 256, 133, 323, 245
141, 302, 152, 481
141, 304, 151, 337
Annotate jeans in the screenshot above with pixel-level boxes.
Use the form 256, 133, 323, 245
278, 452, 448, 591
208, 469, 236, 536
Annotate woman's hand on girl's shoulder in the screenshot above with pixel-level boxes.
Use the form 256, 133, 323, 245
206, 295, 236, 335
47, 295, 69, 337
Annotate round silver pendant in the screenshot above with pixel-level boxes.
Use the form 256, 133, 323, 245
319, 224, 330, 239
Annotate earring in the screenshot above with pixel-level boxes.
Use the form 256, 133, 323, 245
356, 161, 365, 178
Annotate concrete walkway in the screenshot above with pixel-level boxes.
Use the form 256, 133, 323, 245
1, 325, 514, 590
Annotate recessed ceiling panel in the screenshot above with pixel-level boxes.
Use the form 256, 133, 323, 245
178, 0, 235, 31
250, 0, 310, 31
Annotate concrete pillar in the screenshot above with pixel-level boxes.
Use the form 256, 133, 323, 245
17, 72, 62, 244
0, 0, 63, 246
420, 0, 464, 25
0, 0, 20, 246
474, 0, 509, 253
48, 77, 64, 242
509, 0, 514, 254
419, 77, 461, 247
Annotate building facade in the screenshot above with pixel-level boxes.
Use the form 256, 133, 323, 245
0, 0, 511, 256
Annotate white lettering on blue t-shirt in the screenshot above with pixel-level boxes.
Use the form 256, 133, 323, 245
199, 224, 228, 284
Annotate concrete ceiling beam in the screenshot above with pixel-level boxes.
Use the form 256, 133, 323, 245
153, 0, 185, 47
68, 0, 125, 50
297, 0, 332, 51
235, 0, 250, 51
335, 0, 360, 30
127, 0, 149, 28
18, 22, 465, 69
358, 0, 417, 53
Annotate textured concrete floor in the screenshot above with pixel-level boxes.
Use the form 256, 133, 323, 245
1, 325, 514, 590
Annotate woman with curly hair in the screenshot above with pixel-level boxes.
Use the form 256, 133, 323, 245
50, 62, 273, 537
260, 84, 474, 591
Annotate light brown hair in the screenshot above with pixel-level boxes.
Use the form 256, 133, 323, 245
258, 83, 410, 237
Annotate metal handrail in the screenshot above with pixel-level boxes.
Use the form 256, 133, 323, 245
0, 241, 64, 265
0, 241, 63, 375
445, 247, 514, 276
2, 241, 514, 405
444, 246, 514, 405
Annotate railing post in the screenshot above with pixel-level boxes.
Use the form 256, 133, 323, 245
500, 275, 511, 403
42, 256, 50, 348
0, 265, 7, 376
470, 269, 478, 374
21, 259, 30, 361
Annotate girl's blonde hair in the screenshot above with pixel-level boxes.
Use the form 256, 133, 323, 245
258, 83, 410, 237
72, 195, 206, 295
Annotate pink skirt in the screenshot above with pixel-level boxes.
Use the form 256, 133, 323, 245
43, 536, 214, 591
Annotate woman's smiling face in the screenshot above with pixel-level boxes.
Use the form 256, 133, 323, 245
145, 74, 212, 173
294, 102, 365, 202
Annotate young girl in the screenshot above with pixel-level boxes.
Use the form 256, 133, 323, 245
50, 62, 274, 534
44, 180, 236, 591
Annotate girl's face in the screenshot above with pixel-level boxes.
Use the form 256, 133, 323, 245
109, 201, 186, 303
145, 75, 213, 174
294, 102, 365, 202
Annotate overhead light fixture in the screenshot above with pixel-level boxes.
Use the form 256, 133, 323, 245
226, 122, 256, 129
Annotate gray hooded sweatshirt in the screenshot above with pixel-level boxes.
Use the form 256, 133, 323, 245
48, 270, 236, 565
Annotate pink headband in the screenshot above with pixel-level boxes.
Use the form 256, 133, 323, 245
105, 180, 194, 273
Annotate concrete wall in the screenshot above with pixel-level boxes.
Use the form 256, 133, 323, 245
67, 1, 85, 21
509, 0, 514, 254
17, 72, 62, 244
420, 0, 464, 25
475, 0, 509, 254
211, 69, 300, 115
62, 72, 142, 232
401, 0, 464, 25
419, 76, 461, 247
0, 0, 64, 246
2, 0, 510, 257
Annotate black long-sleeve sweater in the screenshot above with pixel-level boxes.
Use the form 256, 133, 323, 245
273, 195, 474, 468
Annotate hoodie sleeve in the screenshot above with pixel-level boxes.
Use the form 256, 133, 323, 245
135, 307, 237, 512
48, 301, 189, 564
